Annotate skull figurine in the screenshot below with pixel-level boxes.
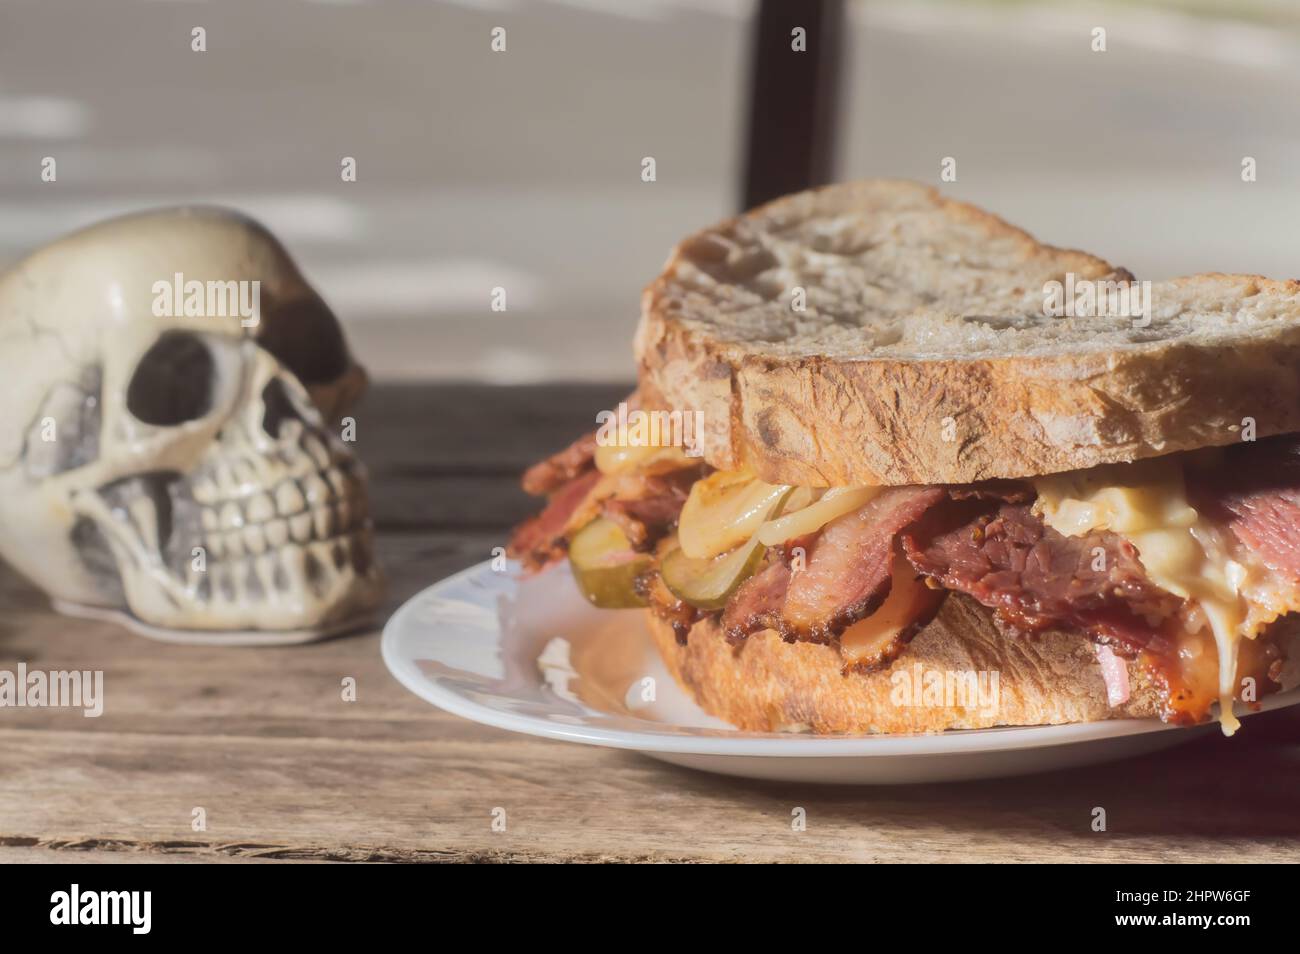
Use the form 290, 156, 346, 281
0, 207, 384, 642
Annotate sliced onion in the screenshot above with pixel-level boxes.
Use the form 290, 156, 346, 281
756, 486, 880, 547
678, 470, 792, 559
781, 486, 820, 514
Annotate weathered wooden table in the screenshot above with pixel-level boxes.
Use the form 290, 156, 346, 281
3, 383, 1300, 863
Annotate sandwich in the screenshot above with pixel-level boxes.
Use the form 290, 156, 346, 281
508, 180, 1300, 735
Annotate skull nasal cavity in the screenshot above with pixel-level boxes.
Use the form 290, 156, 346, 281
261, 379, 301, 438
125, 332, 215, 426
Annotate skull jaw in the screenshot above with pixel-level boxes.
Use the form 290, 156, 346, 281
68, 459, 385, 637
104, 559, 385, 635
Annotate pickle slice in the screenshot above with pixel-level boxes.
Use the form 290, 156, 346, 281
567, 517, 651, 609
660, 538, 768, 611
661, 488, 793, 611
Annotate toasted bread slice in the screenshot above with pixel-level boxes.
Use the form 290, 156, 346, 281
647, 594, 1165, 734
635, 179, 1300, 486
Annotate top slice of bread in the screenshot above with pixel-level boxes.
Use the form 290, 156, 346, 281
634, 179, 1300, 486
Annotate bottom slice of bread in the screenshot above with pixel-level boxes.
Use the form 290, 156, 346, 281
647, 593, 1164, 733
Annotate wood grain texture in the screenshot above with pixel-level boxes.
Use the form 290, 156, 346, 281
2, 383, 1299, 864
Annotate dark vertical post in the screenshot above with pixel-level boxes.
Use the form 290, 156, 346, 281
741, 0, 845, 211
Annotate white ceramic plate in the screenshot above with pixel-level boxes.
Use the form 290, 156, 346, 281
382, 560, 1300, 784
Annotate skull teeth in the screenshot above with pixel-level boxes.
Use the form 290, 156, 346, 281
190, 441, 346, 507
220, 501, 244, 530
313, 506, 334, 539
301, 472, 330, 506
247, 492, 274, 523
304, 435, 332, 469
290, 512, 313, 543
191, 532, 375, 605
194, 464, 367, 565
243, 523, 267, 556
275, 481, 305, 516
253, 554, 278, 599
83, 430, 380, 626
266, 517, 289, 547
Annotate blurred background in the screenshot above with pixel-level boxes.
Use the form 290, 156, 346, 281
1, 0, 1298, 383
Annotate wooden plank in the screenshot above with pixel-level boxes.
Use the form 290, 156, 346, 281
0, 845, 325, 864
350, 382, 628, 475
349, 383, 627, 532
0, 533, 497, 741
6, 529, 1300, 863
4, 718, 1300, 863
741, 0, 845, 210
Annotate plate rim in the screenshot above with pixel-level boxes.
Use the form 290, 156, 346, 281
381, 560, 1300, 758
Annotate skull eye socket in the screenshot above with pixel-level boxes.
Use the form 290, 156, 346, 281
125, 332, 215, 426
258, 294, 348, 385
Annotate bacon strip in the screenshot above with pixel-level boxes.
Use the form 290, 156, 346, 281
721, 487, 945, 643
638, 570, 703, 645
507, 469, 602, 572
946, 479, 1035, 504
1219, 489, 1300, 579
901, 499, 1182, 657
1188, 435, 1300, 582
521, 431, 597, 496
511, 446, 701, 573
601, 468, 701, 550
781, 487, 945, 641
721, 560, 791, 641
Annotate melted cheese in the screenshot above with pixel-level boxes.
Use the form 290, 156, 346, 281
1033, 459, 1248, 734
